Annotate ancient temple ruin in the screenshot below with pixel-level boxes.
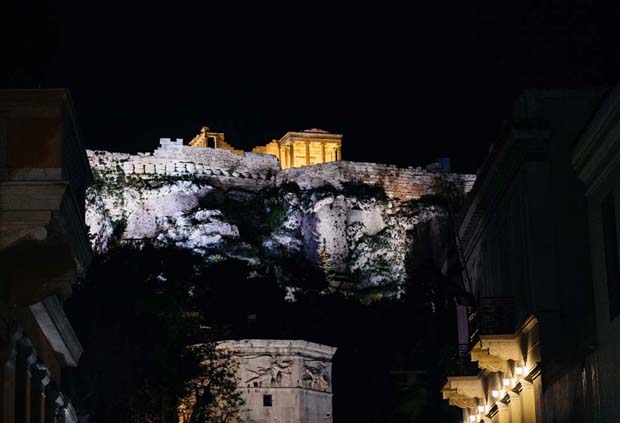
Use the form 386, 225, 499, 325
188, 126, 342, 169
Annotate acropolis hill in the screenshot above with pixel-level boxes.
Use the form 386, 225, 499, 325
86, 127, 475, 299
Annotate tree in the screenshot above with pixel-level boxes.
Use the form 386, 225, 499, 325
177, 344, 242, 423
65, 246, 243, 422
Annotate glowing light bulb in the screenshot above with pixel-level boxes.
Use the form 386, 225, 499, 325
477, 405, 485, 413
492, 390, 500, 398
515, 366, 524, 376
503, 378, 510, 386
469, 416, 476, 422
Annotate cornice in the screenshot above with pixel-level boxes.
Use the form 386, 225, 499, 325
571, 83, 620, 182
29, 295, 83, 367
458, 131, 549, 259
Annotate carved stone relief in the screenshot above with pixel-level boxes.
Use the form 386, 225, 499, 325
243, 354, 292, 388
302, 360, 331, 391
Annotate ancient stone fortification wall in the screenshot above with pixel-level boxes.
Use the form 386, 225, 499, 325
278, 161, 476, 201
89, 138, 279, 175
88, 141, 475, 201
87, 139, 280, 190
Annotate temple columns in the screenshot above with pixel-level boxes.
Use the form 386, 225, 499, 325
305, 141, 310, 166
288, 144, 295, 168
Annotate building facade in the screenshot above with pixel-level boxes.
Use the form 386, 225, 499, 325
0, 90, 93, 422
219, 339, 336, 423
188, 126, 343, 169
572, 82, 620, 421
443, 90, 603, 422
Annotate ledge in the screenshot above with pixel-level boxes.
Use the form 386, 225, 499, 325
30, 295, 83, 367
472, 315, 539, 372
443, 375, 484, 400
442, 376, 484, 409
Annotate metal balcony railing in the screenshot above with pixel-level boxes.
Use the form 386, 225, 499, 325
468, 296, 515, 347
445, 343, 479, 376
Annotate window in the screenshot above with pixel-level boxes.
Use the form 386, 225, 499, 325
602, 193, 620, 319
263, 394, 272, 407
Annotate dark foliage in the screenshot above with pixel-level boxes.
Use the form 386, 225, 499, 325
65, 246, 242, 422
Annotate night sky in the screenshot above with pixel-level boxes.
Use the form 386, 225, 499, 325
3, 1, 620, 172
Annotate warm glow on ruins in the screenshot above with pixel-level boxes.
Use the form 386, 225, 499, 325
188, 126, 343, 169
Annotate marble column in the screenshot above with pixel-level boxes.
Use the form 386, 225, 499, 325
336, 145, 342, 161
289, 144, 295, 168
321, 142, 326, 163
305, 141, 310, 166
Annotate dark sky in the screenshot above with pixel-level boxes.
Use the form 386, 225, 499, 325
3, 1, 620, 172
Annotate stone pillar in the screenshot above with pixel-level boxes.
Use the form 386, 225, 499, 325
30, 364, 50, 423
286, 145, 291, 169
321, 142, 326, 163
1, 351, 16, 423
533, 375, 544, 423
15, 341, 36, 423
507, 392, 522, 423
305, 141, 310, 166
519, 381, 537, 423
43, 383, 59, 423
289, 143, 295, 168
336, 145, 342, 161
495, 402, 510, 423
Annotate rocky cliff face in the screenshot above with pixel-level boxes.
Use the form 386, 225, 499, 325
85, 144, 474, 300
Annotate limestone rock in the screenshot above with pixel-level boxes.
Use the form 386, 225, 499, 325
85, 148, 474, 298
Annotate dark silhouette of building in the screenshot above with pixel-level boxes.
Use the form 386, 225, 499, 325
572, 82, 620, 422
442, 89, 604, 422
0, 90, 92, 422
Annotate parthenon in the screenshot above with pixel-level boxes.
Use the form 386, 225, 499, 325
188, 126, 342, 169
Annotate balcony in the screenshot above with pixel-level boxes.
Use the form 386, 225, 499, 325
445, 344, 479, 377
467, 296, 515, 348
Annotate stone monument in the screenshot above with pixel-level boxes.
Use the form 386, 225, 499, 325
219, 339, 337, 423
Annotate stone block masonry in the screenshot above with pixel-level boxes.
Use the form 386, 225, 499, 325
88, 139, 475, 200
278, 161, 476, 202
218, 339, 336, 423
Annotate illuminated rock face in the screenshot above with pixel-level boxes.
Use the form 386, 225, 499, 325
219, 340, 336, 423
85, 141, 475, 298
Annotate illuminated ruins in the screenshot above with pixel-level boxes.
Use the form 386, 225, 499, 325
188, 126, 342, 169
